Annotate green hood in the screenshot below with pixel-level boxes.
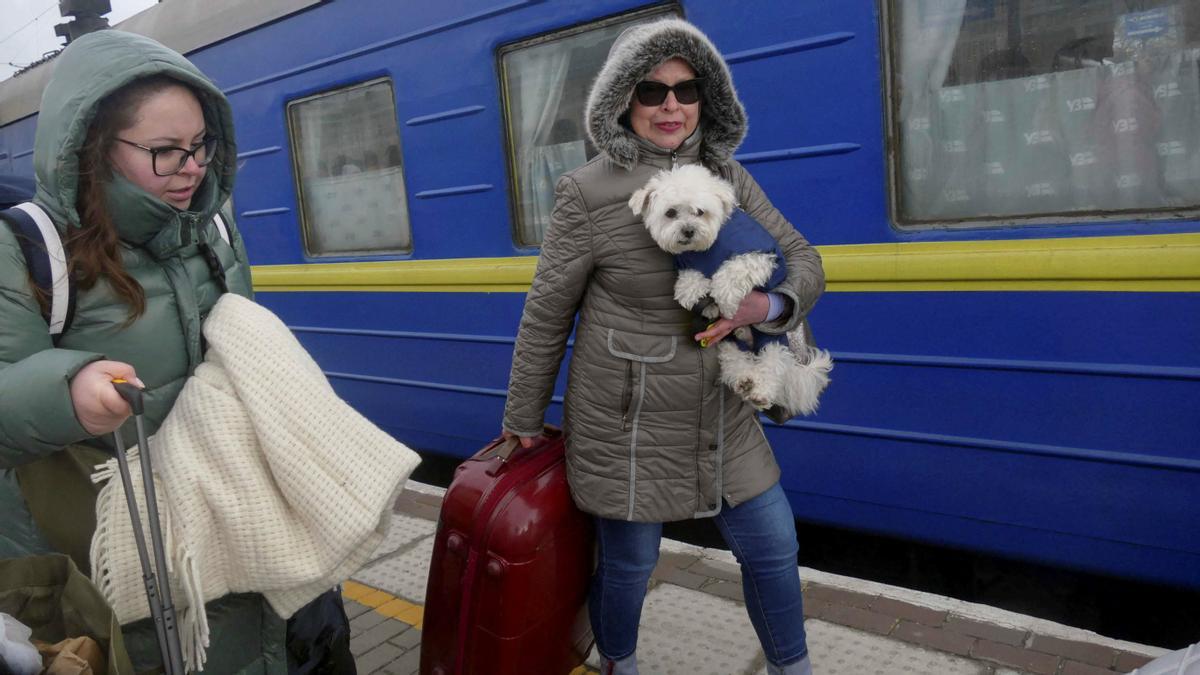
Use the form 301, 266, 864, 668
31, 29, 237, 232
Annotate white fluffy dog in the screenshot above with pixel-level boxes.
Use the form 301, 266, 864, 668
630, 164, 832, 416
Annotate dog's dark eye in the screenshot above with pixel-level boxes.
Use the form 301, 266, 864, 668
665, 208, 678, 219
696, 208, 705, 217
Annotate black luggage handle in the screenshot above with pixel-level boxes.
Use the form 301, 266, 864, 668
111, 379, 187, 675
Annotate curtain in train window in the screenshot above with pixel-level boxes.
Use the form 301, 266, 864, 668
287, 79, 412, 255
500, 8, 677, 246
891, 0, 1200, 225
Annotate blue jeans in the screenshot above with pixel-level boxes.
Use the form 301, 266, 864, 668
589, 482, 808, 667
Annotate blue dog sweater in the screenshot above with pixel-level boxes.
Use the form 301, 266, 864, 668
676, 209, 788, 352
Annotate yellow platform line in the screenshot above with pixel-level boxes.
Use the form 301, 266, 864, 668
341, 581, 599, 674
342, 580, 425, 629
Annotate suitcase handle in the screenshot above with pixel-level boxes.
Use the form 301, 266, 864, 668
483, 425, 561, 476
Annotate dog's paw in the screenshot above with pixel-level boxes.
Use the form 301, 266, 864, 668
734, 378, 772, 410
674, 269, 712, 310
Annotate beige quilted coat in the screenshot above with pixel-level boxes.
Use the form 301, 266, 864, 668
502, 19, 825, 521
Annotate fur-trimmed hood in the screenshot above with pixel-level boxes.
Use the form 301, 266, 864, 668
585, 19, 747, 170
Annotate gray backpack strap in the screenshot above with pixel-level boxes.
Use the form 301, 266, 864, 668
0, 202, 73, 342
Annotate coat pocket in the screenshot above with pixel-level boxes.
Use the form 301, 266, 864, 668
606, 328, 678, 431
605, 328, 678, 363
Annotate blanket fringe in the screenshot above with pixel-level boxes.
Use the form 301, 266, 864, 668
179, 547, 209, 672
89, 456, 121, 608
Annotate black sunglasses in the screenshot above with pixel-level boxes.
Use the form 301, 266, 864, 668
633, 78, 705, 107
115, 135, 219, 176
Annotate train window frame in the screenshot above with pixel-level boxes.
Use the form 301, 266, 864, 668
880, 0, 1200, 230
285, 77, 414, 258
497, 4, 680, 248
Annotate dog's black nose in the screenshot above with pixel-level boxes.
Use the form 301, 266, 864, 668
681, 226, 695, 238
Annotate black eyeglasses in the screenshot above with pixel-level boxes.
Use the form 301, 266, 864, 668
115, 135, 219, 176
633, 78, 705, 107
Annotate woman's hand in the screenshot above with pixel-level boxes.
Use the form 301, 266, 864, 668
694, 290, 771, 346
70, 360, 144, 436
501, 429, 542, 449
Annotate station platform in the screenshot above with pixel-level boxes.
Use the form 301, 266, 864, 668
343, 481, 1169, 675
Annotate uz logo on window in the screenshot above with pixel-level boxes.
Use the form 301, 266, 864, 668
1066, 97, 1095, 112
1023, 77, 1050, 93
1113, 118, 1139, 133
1154, 83, 1181, 99
1157, 141, 1185, 156
1023, 130, 1053, 145
1070, 152, 1097, 167
939, 89, 965, 103
1025, 183, 1055, 197
1115, 174, 1142, 189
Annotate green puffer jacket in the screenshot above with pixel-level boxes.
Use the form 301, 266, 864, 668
0, 30, 285, 674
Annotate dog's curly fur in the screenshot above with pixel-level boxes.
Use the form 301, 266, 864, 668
586, 19, 747, 170
631, 165, 832, 416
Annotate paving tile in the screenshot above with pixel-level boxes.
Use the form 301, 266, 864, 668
388, 625, 422, 651
973, 639, 1061, 675
403, 502, 441, 522
354, 534, 436, 603
701, 578, 746, 603
367, 515, 438, 564
342, 599, 375, 621
690, 558, 743, 584
804, 584, 876, 609
820, 604, 897, 636
355, 641, 403, 674
633, 583, 762, 675
650, 562, 710, 590
409, 489, 446, 508
945, 614, 1028, 647
1062, 660, 1123, 675
891, 620, 975, 656
351, 619, 408, 657
869, 596, 948, 627
1030, 635, 1119, 668
656, 549, 700, 571
798, 619, 983, 675
802, 600, 829, 620
349, 607, 389, 635
380, 646, 422, 674
1114, 651, 1155, 672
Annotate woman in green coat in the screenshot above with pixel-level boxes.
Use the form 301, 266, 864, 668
0, 30, 284, 673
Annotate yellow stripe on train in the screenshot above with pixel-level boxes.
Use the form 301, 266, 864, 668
250, 232, 1200, 293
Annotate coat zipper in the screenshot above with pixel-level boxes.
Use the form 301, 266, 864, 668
670, 149, 678, 169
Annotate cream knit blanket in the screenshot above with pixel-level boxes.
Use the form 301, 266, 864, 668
89, 294, 420, 671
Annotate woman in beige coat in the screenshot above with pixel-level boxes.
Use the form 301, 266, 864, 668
502, 19, 823, 675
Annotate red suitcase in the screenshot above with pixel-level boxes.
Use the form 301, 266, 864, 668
420, 429, 594, 675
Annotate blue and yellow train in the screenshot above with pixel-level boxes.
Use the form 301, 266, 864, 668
1, 0, 1197, 590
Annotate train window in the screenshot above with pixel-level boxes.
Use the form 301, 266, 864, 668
286, 79, 412, 255
499, 6, 679, 246
887, 0, 1200, 226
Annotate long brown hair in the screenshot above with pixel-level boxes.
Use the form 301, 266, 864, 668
66, 74, 198, 321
